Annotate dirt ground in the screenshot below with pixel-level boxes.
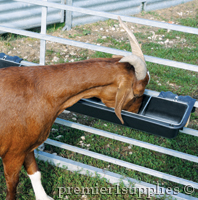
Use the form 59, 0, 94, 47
0, 0, 197, 63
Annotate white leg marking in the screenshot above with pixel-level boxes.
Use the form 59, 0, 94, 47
28, 171, 54, 200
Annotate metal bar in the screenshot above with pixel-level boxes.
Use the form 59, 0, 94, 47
145, 0, 193, 12
72, 1, 141, 18
0, 25, 198, 73
0, 13, 63, 35
44, 138, 198, 189
35, 151, 198, 200
145, 55, 198, 72
14, 0, 198, 35
62, 0, 73, 31
40, 0, 47, 65
60, 0, 65, 23
72, 0, 140, 8
21, 60, 40, 66
54, 118, 198, 163
181, 127, 198, 137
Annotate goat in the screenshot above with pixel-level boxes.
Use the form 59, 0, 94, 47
0, 17, 149, 200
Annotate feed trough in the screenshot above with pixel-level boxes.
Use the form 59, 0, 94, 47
0, 53, 23, 68
68, 93, 195, 138
0, 53, 196, 138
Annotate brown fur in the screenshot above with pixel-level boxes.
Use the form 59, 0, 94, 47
0, 57, 149, 199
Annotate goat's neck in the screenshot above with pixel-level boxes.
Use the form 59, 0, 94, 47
38, 61, 119, 114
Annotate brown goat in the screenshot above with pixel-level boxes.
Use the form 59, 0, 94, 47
0, 17, 149, 200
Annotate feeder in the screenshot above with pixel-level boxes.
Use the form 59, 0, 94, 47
0, 53, 23, 68
67, 93, 195, 138
0, 53, 196, 138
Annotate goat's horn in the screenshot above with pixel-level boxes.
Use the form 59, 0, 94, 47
118, 16, 147, 80
118, 16, 145, 64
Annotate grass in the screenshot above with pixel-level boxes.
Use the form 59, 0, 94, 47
0, 8, 198, 200
0, 158, 167, 200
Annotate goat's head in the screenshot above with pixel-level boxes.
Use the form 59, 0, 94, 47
107, 17, 149, 124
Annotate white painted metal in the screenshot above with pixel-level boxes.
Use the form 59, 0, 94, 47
0, 0, 63, 34
54, 118, 198, 163
40, 0, 47, 65
43, 138, 198, 189
14, 0, 198, 35
62, 0, 73, 31
35, 151, 198, 200
1, 0, 193, 32
21, 60, 40, 66
71, 0, 142, 27
1, 25, 198, 73
181, 127, 198, 137
145, 0, 193, 11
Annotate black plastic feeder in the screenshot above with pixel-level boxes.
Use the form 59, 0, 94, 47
0, 53, 23, 68
0, 53, 196, 138
67, 92, 196, 138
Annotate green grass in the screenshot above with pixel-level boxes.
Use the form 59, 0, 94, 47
0, 157, 167, 200
0, 7, 198, 200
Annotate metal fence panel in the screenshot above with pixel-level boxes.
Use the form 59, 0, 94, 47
71, 0, 142, 27
0, 0, 63, 34
0, 0, 194, 32
145, 0, 193, 11
68, 0, 193, 28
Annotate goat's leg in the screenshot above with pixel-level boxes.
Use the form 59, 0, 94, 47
24, 151, 54, 200
3, 153, 26, 200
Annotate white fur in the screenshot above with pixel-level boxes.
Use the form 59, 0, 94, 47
28, 171, 54, 200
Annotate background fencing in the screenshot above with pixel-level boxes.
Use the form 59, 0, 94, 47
0, 0, 198, 199
144, 0, 193, 11
0, 0, 193, 33
67, 0, 193, 29
0, 0, 64, 34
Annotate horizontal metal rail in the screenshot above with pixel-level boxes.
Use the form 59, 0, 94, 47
0, 0, 63, 34
180, 128, 198, 137
54, 118, 198, 163
44, 138, 198, 189
36, 151, 198, 200
14, 0, 198, 35
1, 25, 198, 73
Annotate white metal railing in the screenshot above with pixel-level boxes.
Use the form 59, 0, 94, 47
1, 0, 198, 199
14, 0, 198, 35
1, 24, 198, 74
0, 0, 64, 34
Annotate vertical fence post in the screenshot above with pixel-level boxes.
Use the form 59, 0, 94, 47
60, 0, 65, 23
62, 0, 73, 31
40, 0, 47, 65
141, 1, 146, 12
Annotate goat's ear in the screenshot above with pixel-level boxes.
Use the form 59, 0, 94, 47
115, 81, 133, 124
